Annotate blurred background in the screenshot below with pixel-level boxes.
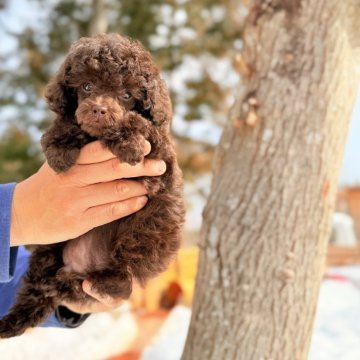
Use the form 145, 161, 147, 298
0, 1, 359, 359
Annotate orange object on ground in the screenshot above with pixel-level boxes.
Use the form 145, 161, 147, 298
131, 246, 199, 311
108, 352, 140, 360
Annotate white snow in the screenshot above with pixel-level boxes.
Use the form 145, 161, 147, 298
142, 266, 360, 360
0, 304, 137, 360
141, 306, 192, 360
309, 266, 360, 360
330, 213, 357, 246
1, 268, 360, 359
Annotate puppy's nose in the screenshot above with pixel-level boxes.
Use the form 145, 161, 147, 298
92, 105, 108, 117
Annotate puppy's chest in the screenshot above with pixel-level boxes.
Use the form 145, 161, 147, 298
62, 227, 113, 273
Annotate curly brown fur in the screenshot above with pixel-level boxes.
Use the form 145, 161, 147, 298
0, 33, 185, 338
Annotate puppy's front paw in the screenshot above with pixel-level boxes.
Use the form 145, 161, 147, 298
45, 147, 80, 173
105, 136, 144, 165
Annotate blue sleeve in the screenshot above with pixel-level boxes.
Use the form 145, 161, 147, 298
0, 183, 65, 328
0, 183, 18, 282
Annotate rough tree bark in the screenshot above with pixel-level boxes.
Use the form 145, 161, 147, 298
182, 1, 360, 359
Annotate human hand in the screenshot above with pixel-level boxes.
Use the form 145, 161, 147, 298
60, 280, 124, 314
10, 140, 166, 246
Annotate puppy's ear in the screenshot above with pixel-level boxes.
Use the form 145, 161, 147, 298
148, 78, 172, 126
45, 64, 77, 117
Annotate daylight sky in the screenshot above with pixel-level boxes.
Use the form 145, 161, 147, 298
340, 96, 360, 185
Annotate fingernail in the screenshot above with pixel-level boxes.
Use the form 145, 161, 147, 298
144, 141, 151, 155
83, 281, 91, 293
157, 161, 166, 174
138, 195, 148, 207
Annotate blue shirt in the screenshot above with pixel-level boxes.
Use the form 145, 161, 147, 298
0, 183, 64, 327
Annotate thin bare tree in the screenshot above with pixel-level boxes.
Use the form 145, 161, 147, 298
89, 0, 108, 36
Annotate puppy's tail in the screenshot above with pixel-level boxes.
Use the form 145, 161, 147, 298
0, 288, 54, 338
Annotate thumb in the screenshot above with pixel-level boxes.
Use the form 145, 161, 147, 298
82, 280, 123, 308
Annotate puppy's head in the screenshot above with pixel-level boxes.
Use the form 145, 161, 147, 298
45, 33, 172, 137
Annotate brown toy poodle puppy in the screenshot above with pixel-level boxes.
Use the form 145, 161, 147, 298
0, 33, 185, 337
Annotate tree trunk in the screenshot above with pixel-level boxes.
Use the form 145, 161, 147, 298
89, 0, 108, 36
182, 1, 360, 359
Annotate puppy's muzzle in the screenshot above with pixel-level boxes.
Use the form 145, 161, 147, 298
75, 96, 124, 137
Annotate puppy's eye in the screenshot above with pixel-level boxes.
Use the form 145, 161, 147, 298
82, 83, 92, 92
121, 92, 132, 100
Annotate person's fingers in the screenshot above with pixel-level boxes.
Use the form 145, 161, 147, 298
76, 141, 116, 165
76, 179, 148, 208
61, 281, 124, 314
83, 195, 148, 227
77, 140, 151, 165
82, 281, 124, 309
60, 301, 89, 314
61, 300, 116, 314
69, 158, 166, 185
84, 302, 118, 313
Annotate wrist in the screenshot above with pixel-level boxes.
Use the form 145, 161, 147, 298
10, 183, 22, 247
10, 181, 32, 247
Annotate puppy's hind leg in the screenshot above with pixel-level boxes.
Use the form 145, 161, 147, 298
0, 283, 54, 338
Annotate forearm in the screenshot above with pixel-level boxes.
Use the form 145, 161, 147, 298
0, 183, 86, 328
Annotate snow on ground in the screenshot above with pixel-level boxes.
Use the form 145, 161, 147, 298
0, 304, 137, 360
141, 306, 191, 360
1, 267, 360, 360
309, 266, 360, 360
143, 266, 360, 360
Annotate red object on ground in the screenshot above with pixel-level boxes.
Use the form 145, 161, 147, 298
159, 281, 183, 309
324, 273, 349, 282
